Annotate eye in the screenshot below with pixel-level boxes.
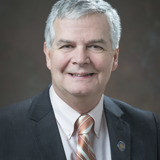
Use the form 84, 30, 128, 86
87, 45, 104, 53
59, 45, 74, 49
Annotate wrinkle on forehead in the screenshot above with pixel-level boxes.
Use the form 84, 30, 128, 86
53, 13, 112, 48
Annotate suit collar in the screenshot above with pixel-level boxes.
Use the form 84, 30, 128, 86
103, 96, 123, 118
29, 86, 66, 160
29, 87, 124, 122
103, 96, 131, 160
29, 87, 52, 122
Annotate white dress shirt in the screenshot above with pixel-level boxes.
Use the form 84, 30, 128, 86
49, 85, 111, 160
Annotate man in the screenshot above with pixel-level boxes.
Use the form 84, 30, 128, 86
0, 0, 159, 160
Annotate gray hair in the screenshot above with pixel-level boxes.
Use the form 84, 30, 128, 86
44, 0, 121, 50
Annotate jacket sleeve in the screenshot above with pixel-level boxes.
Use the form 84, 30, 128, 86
153, 113, 160, 160
0, 113, 14, 158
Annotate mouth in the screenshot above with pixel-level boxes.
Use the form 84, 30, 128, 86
69, 73, 95, 77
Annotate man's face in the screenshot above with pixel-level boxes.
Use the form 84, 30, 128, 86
44, 13, 118, 103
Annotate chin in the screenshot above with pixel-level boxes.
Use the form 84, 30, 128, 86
68, 88, 94, 97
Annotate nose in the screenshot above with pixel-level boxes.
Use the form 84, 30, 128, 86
71, 47, 90, 66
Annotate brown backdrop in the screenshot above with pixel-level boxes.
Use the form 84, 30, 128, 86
0, 0, 160, 117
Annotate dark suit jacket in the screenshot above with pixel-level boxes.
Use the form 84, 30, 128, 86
0, 86, 159, 160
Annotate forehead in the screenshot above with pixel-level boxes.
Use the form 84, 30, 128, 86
53, 14, 110, 41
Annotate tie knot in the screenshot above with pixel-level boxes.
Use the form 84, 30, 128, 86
76, 114, 94, 135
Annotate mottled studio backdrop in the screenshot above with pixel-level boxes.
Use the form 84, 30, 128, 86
0, 0, 160, 117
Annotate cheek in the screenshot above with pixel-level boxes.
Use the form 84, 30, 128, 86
93, 57, 114, 85
50, 53, 72, 73
92, 55, 113, 72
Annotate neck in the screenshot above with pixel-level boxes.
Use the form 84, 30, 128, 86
67, 95, 102, 114
54, 88, 103, 114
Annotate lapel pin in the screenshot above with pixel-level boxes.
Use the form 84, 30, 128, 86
117, 141, 126, 152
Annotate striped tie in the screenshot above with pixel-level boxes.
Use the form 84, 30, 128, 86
76, 115, 96, 160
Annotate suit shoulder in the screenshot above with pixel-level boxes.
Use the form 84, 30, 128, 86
0, 85, 50, 121
0, 96, 37, 120
104, 96, 160, 143
104, 96, 157, 122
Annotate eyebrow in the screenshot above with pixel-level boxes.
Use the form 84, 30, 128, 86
56, 39, 74, 46
56, 38, 107, 46
87, 39, 107, 45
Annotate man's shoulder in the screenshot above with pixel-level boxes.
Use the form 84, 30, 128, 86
103, 95, 160, 140
103, 95, 158, 122
0, 89, 45, 121
0, 84, 51, 122
0, 85, 51, 118
0, 97, 34, 120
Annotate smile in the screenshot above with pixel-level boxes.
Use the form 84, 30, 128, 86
69, 73, 94, 77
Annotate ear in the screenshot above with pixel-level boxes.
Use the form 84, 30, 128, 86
112, 48, 119, 71
43, 42, 52, 70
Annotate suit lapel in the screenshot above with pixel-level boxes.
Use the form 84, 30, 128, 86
29, 87, 66, 160
103, 96, 131, 160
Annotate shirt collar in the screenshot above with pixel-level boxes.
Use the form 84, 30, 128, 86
49, 85, 104, 139
88, 95, 104, 137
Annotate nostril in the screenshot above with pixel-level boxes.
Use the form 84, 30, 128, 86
71, 57, 90, 65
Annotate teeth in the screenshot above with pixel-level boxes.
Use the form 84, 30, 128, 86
71, 73, 93, 77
